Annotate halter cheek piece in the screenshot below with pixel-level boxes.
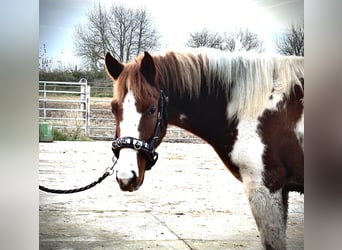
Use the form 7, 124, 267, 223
112, 90, 168, 171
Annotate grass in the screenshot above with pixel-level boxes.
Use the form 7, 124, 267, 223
48, 110, 93, 141
53, 127, 93, 141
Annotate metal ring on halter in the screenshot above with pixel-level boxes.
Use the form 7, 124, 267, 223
134, 140, 142, 150
106, 159, 117, 176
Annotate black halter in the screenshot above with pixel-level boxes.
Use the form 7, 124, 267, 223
112, 90, 168, 170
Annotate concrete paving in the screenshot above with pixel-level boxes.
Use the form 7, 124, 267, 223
39, 141, 304, 249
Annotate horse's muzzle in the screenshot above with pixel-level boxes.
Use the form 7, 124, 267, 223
116, 170, 139, 192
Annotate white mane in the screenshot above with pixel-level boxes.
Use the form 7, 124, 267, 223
196, 48, 304, 119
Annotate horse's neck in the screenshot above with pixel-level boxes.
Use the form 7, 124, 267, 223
166, 92, 241, 180
166, 92, 232, 145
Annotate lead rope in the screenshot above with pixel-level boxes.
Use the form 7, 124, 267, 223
39, 159, 117, 194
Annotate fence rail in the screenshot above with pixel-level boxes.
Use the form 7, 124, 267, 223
38, 80, 203, 143
39, 80, 90, 135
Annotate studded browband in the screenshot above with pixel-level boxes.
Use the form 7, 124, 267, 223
112, 90, 168, 170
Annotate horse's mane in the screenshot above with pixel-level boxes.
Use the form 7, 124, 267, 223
138, 48, 304, 119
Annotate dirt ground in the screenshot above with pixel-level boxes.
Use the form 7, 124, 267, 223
39, 141, 304, 249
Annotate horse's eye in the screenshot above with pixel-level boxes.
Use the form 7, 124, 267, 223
148, 106, 156, 115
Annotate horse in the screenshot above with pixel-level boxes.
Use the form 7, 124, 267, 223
105, 48, 304, 250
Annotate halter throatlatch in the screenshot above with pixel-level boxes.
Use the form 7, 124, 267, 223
112, 90, 168, 170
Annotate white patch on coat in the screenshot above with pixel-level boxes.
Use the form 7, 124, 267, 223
229, 118, 286, 249
266, 92, 284, 111
230, 118, 265, 187
179, 113, 187, 122
115, 91, 141, 181
120, 91, 140, 138
295, 111, 304, 151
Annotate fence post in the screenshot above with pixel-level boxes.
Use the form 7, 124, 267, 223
43, 81, 47, 121
85, 85, 90, 136
79, 78, 89, 136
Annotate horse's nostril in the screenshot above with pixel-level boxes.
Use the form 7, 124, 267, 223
131, 170, 137, 180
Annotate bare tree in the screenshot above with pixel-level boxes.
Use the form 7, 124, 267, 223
107, 5, 160, 62
134, 8, 160, 57
223, 28, 264, 52
276, 22, 304, 56
73, 3, 109, 71
185, 28, 264, 53
73, 3, 160, 70
186, 28, 224, 49
39, 44, 53, 72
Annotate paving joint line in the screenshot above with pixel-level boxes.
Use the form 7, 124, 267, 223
151, 213, 195, 250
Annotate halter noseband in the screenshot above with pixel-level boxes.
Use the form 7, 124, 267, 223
112, 90, 168, 171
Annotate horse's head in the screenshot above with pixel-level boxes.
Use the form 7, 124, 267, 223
105, 51, 168, 192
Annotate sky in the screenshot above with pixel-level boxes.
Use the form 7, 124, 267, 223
39, 0, 303, 68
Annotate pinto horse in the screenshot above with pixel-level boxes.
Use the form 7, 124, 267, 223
105, 48, 304, 250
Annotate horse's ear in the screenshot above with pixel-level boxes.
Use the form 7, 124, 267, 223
140, 51, 156, 85
105, 52, 124, 79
